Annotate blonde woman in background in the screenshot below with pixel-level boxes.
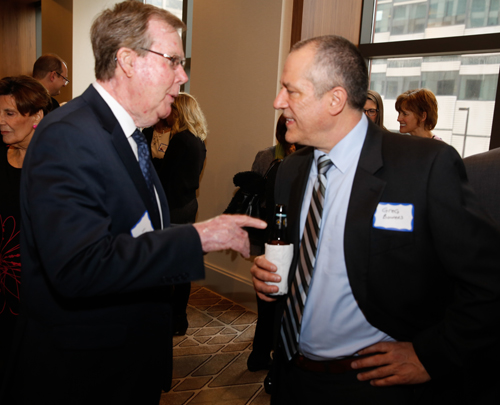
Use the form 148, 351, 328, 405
157, 92, 207, 335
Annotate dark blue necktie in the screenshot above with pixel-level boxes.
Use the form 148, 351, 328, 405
131, 129, 159, 215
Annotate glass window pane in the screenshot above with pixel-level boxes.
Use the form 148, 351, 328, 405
144, 0, 183, 19
372, 0, 500, 43
368, 53, 500, 157
459, 74, 498, 100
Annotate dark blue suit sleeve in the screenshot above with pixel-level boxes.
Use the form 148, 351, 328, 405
21, 118, 204, 300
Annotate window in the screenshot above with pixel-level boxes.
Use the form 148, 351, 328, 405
144, 0, 191, 91
391, 3, 428, 35
459, 74, 498, 99
422, 71, 459, 95
360, 0, 500, 157
469, 0, 500, 27
429, 0, 467, 27
145, 0, 183, 19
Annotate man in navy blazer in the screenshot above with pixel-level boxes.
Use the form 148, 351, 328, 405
3, 2, 264, 404
251, 35, 500, 404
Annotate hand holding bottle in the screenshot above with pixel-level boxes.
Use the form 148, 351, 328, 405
264, 204, 293, 295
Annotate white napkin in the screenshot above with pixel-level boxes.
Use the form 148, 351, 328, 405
264, 243, 294, 296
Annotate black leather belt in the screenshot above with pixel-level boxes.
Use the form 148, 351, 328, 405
292, 353, 372, 374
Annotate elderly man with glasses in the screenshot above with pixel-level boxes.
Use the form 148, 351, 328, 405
2, 1, 265, 404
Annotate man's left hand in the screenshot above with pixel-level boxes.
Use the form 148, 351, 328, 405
351, 341, 431, 386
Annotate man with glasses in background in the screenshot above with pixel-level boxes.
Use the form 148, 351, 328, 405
32, 53, 69, 111
2, 1, 265, 404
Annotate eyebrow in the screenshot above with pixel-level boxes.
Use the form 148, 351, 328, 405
281, 81, 297, 91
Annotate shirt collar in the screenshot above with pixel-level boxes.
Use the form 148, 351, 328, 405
314, 113, 368, 174
93, 82, 137, 137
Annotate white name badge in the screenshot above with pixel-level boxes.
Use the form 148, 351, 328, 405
130, 211, 154, 237
373, 203, 414, 232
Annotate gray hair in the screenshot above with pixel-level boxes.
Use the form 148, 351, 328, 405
291, 35, 368, 110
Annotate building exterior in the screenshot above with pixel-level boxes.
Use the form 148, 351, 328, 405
367, 0, 500, 156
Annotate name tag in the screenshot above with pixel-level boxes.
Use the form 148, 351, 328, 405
373, 203, 414, 232
131, 211, 154, 237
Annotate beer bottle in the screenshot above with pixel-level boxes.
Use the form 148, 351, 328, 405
268, 204, 290, 245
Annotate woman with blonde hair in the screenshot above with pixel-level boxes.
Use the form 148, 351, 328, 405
158, 92, 207, 335
395, 88, 442, 140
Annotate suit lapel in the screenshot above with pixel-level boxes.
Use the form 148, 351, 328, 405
151, 168, 170, 226
81, 86, 163, 230
344, 121, 386, 304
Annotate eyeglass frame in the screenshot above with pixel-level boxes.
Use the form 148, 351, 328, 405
55, 71, 70, 86
364, 108, 379, 117
140, 48, 186, 68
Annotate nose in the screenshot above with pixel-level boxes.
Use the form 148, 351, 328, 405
397, 112, 403, 122
177, 65, 189, 85
274, 88, 288, 110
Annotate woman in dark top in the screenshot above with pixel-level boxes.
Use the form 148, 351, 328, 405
0, 75, 50, 382
153, 92, 207, 335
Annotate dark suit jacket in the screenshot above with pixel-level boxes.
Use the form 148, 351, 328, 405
12, 85, 205, 402
157, 129, 206, 214
273, 120, 500, 388
463, 147, 500, 227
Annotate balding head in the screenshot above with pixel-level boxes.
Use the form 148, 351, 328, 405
33, 54, 68, 97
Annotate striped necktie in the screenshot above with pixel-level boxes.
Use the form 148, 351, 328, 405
280, 154, 334, 360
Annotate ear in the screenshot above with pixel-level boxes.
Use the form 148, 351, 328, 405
115, 47, 137, 78
48, 71, 58, 83
420, 111, 427, 125
326, 87, 348, 116
32, 109, 44, 126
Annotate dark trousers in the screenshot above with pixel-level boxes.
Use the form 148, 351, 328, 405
270, 347, 494, 405
169, 282, 191, 323
271, 351, 417, 405
3, 316, 171, 405
251, 295, 276, 357
169, 200, 197, 326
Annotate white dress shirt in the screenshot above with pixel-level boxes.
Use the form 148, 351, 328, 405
92, 82, 163, 228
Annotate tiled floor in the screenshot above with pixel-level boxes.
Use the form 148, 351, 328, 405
160, 283, 270, 405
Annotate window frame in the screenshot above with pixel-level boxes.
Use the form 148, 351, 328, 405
359, 0, 500, 149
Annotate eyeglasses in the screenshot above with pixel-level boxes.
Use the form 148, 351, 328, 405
364, 108, 379, 117
140, 48, 186, 68
55, 71, 70, 86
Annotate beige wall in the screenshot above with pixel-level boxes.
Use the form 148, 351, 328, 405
302, 0, 363, 44
41, 0, 73, 103
191, 0, 364, 308
189, 0, 293, 308
72, 0, 123, 97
